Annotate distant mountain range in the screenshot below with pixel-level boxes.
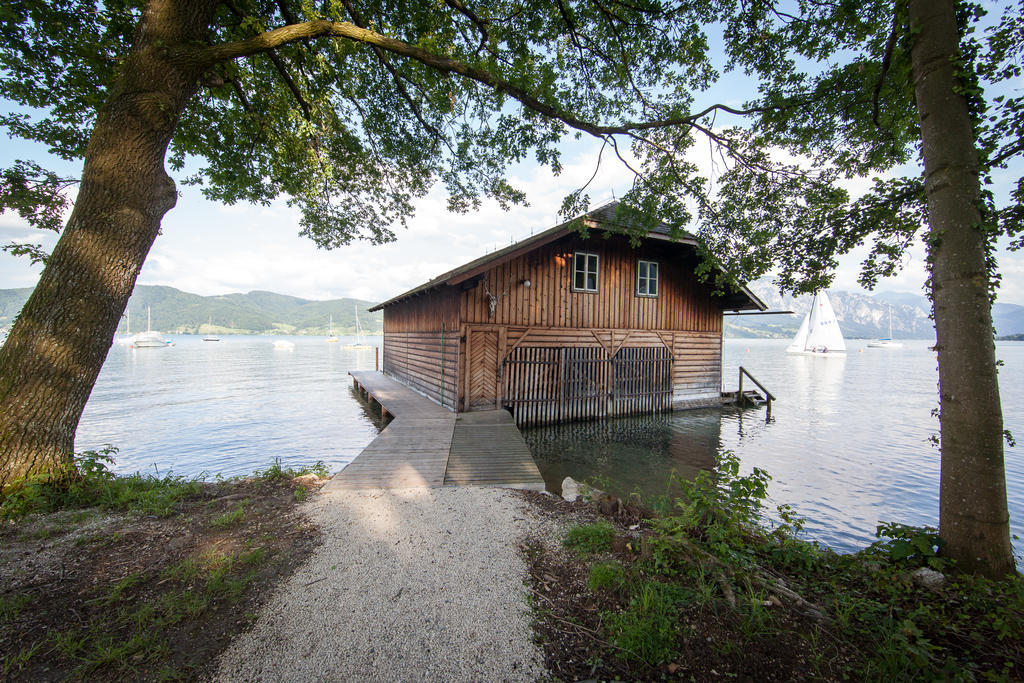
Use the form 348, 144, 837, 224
0, 286, 383, 336
727, 282, 1024, 339
2, 282, 1022, 340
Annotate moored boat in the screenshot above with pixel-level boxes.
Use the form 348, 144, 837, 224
131, 306, 170, 348
867, 306, 903, 349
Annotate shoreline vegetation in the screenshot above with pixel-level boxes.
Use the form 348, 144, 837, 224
0, 450, 328, 680
2, 451, 1021, 680
525, 455, 1024, 680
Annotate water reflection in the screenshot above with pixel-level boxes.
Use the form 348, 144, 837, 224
525, 410, 721, 496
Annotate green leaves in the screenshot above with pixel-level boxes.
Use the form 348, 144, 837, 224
2, 0, 1020, 292
0, 160, 77, 264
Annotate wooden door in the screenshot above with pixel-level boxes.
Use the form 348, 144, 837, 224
467, 329, 499, 410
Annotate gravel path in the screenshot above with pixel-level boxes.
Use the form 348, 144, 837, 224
215, 486, 557, 681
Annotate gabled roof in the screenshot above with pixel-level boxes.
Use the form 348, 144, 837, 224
369, 202, 766, 312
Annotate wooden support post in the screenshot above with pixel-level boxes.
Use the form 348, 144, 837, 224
375, 346, 379, 372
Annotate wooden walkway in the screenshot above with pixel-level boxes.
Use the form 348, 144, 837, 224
326, 372, 545, 490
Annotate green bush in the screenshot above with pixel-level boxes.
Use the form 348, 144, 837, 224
864, 522, 946, 570
563, 520, 616, 555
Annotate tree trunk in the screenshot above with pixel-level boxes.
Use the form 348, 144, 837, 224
0, 0, 218, 491
909, 0, 1014, 577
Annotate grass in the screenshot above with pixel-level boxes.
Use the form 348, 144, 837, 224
210, 501, 248, 528
0, 449, 327, 680
0, 447, 204, 519
588, 561, 627, 593
1, 447, 331, 521
563, 520, 616, 555
603, 580, 688, 665
24, 545, 271, 679
0, 593, 31, 624
254, 457, 329, 483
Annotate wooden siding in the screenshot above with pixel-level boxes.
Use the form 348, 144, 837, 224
460, 234, 724, 332
382, 289, 459, 408
673, 331, 722, 401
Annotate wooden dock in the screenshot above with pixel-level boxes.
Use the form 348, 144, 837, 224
326, 371, 545, 490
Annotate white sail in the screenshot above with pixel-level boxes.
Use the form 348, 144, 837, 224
786, 312, 810, 354
787, 292, 846, 354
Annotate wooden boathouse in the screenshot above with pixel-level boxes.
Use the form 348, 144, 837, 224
369, 202, 766, 427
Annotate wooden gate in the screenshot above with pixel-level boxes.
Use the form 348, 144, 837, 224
466, 329, 499, 410
503, 345, 672, 426
610, 346, 674, 417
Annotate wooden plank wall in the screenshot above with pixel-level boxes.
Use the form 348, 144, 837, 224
382, 289, 460, 409
672, 331, 723, 401
460, 234, 724, 332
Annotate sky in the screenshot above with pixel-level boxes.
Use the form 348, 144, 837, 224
2, 4, 1022, 307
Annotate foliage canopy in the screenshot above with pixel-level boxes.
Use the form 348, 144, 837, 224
1, 1, 1017, 294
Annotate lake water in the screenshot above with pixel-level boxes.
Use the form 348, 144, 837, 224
77, 335, 384, 478
76, 335, 1023, 555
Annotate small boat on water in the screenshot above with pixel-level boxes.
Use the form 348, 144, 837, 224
326, 315, 339, 343
273, 340, 295, 351
132, 306, 171, 348
341, 304, 374, 350
203, 316, 220, 341
867, 306, 903, 349
786, 291, 846, 356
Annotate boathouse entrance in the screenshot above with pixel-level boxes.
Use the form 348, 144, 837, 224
502, 344, 673, 426
466, 328, 501, 411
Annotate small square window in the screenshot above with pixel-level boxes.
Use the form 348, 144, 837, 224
637, 260, 658, 297
573, 252, 599, 292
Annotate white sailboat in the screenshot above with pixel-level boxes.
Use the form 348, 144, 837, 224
326, 314, 339, 343
342, 305, 374, 350
132, 306, 170, 348
786, 292, 846, 356
867, 306, 903, 349
203, 315, 220, 341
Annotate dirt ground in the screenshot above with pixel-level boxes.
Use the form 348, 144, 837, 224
0, 476, 324, 681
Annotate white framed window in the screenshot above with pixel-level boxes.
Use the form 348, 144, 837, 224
572, 252, 599, 292
637, 260, 659, 297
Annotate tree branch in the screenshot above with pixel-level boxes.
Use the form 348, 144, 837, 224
872, 11, 899, 130
221, 0, 311, 121
339, 1, 451, 150
443, 0, 490, 52
201, 20, 807, 140
228, 77, 254, 113
264, 49, 312, 121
